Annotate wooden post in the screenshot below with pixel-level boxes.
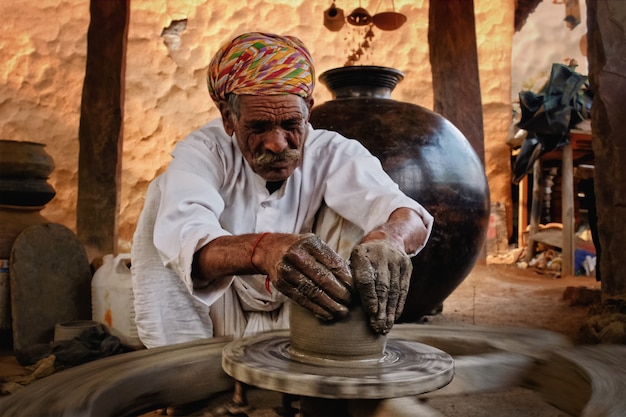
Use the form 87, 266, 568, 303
428, 0, 487, 263
561, 142, 575, 276
525, 160, 542, 262
428, 0, 485, 164
518, 174, 529, 247
77, 0, 129, 259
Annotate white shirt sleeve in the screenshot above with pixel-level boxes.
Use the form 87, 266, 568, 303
311, 132, 434, 256
152, 124, 233, 299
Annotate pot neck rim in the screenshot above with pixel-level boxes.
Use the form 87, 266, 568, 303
318, 66, 404, 99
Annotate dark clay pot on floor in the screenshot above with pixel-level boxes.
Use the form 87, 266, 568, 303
309, 66, 490, 322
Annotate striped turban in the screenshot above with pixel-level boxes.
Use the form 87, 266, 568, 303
207, 32, 315, 104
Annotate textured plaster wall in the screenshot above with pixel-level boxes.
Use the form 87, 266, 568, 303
512, 0, 588, 98
475, 0, 515, 236
0, 0, 518, 254
0, 0, 88, 232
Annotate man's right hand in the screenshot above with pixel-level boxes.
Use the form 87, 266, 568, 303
266, 233, 354, 321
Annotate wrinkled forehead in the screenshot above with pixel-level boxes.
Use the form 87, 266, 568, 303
236, 95, 308, 123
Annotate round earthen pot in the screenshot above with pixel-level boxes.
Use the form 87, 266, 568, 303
0, 178, 56, 206
0, 139, 55, 179
0, 140, 56, 206
309, 66, 490, 322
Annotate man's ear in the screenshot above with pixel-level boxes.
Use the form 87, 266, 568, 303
218, 100, 235, 135
304, 96, 314, 122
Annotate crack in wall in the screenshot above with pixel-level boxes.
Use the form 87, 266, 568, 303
161, 19, 187, 51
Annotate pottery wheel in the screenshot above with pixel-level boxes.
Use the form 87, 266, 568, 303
222, 330, 454, 399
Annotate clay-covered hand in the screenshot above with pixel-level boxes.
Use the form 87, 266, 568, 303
272, 233, 353, 321
349, 241, 412, 335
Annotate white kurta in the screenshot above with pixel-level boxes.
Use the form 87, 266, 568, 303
134, 118, 433, 345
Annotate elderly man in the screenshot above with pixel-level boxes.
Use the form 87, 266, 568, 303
131, 32, 433, 350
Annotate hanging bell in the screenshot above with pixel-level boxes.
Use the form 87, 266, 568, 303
324, 2, 345, 32
347, 7, 372, 26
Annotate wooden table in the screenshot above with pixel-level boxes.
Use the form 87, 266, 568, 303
521, 129, 593, 276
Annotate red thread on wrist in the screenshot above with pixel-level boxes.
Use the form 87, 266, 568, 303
265, 276, 272, 294
250, 232, 269, 274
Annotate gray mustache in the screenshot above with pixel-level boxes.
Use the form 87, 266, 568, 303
253, 149, 301, 165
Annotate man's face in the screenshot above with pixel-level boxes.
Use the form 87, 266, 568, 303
222, 94, 311, 182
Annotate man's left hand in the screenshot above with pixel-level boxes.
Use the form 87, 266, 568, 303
349, 240, 412, 335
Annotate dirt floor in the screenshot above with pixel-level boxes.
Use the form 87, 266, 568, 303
429, 262, 601, 342
0, 262, 603, 416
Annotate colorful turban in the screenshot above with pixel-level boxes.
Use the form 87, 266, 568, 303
207, 32, 315, 104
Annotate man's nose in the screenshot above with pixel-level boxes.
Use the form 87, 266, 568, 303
262, 128, 289, 154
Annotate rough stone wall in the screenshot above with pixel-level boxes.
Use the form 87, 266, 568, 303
0, 0, 516, 255
475, 0, 515, 237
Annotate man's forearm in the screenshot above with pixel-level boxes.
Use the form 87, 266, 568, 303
192, 234, 263, 287
360, 207, 431, 255
191, 232, 301, 286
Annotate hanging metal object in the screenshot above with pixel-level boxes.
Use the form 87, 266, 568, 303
372, 0, 406, 31
347, 6, 372, 26
373, 11, 406, 30
324, 1, 345, 32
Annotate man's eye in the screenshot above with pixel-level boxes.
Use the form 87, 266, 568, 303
282, 122, 302, 131
248, 123, 271, 133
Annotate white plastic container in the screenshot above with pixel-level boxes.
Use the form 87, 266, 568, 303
92, 253, 143, 349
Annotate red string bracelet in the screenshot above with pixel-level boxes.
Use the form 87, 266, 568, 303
250, 232, 272, 293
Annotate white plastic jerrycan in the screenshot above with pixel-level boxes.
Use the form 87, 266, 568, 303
92, 253, 143, 349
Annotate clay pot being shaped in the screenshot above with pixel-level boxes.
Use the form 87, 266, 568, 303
309, 66, 490, 321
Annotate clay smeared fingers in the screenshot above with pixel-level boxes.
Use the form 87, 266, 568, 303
395, 257, 412, 318
275, 263, 349, 321
290, 234, 353, 284
387, 261, 401, 315
350, 240, 414, 334
371, 266, 390, 334
349, 245, 379, 316
283, 236, 352, 303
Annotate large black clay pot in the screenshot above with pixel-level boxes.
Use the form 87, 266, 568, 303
310, 66, 490, 321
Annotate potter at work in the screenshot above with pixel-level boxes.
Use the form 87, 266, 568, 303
131, 31, 433, 349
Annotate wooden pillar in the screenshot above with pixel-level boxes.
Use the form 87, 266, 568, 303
428, 0, 487, 263
517, 175, 529, 247
428, 0, 485, 164
77, 0, 129, 259
524, 160, 542, 262
587, 0, 626, 295
561, 143, 575, 276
